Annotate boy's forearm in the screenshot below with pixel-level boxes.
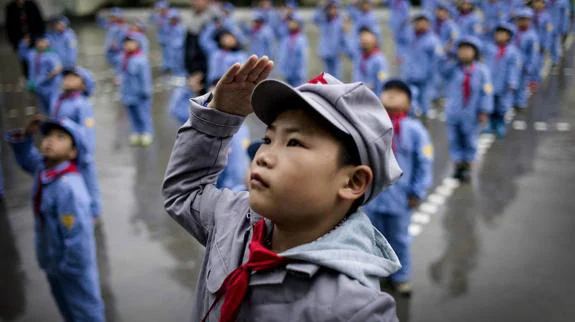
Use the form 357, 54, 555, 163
162, 93, 245, 243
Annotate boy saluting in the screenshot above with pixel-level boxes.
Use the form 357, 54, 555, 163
162, 56, 403, 321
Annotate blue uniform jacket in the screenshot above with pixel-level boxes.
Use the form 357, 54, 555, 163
484, 43, 522, 95
365, 117, 433, 215
149, 12, 169, 44
347, 6, 382, 38
105, 23, 126, 55
422, 0, 437, 13
7, 138, 95, 276
400, 30, 444, 84
533, 10, 554, 52
208, 49, 249, 85
514, 28, 540, 79
434, 18, 459, 50
312, 9, 346, 59
120, 52, 153, 106
549, 0, 571, 35
169, 86, 195, 125
278, 32, 308, 82
165, 23, 187, 70
385, 0, 410, 35
439, 59, 494, 122
346, 44, 388, 96
481, 1, 509, 34
216, 124, 250, 192
455, 12, 483, 37
199, 21, 246, 55
48, 29, 77, 69
49, 92, 96, 156
21, 48, 62, 98
243, 24, 275, 58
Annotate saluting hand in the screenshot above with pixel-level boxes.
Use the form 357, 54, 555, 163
207, 55, 274, 117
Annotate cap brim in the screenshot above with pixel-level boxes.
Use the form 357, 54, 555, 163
40, 120, 68, 136
251, 79, 350, 135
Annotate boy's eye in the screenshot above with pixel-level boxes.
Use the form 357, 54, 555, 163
262, 137, 271, 144
287, 139, 304, 147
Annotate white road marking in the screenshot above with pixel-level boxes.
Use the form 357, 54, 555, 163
8, 109, 17, 118
427, 193, 446, 206
409, 224, 422, 237
412, 212, 431, 225
442, 177, 461, 189
419, 202, 439, 215
513, 120, 527, 130
556, 122, 571, 132
435, 185, 455, 197
534, 122, 548, 131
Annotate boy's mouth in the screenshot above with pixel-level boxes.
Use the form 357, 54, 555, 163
250, 172, 269, 189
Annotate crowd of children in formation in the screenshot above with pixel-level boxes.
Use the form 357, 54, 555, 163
4, 0, 573, 320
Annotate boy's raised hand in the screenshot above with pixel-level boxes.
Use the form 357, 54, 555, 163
207, 55, 274, 117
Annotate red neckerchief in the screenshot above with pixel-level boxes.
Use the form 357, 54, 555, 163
122, 48, 142, 71
252, 21, 263, 33
288, 29, 300, 51
496, 44, 507, 60
388, 111, 408, 153
415, 29, 428, 37
202, 219, 287, 322
360, 47, 379, 76
34, 161, 78, 228
51, 91, 82, 118
462, 63, 475, 106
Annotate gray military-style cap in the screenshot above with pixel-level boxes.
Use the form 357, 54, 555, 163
251, 72, 403, 203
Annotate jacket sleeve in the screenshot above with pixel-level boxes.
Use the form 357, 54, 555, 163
162, 94, 246, 245
5, 133, 43, 175
409, 125, 433, 200
348, 293, 399, 322
526, 37, 540, 76
36, 54, 62, 86
199, 24, 218, 55
65, 31, 78, 66
507, 51, 522, 90
479, 66, 495, 115
373, 56, 388, 97
139, 60, 153, 100
57, 183, 92, 275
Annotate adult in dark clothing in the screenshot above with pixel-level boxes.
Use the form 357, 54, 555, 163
5, 0, 46, 78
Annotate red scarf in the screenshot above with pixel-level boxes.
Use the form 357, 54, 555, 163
122, 48, 142, 71
462, 64, 475, 106
496, 44, 507, 60
202, 219, 287, 322
388, 111, 407, 153
252, 21, 263, 33
51, 91, 81, 118
288, 30, 300, 51
360, 48, 379, 76
33, 162, 78, 228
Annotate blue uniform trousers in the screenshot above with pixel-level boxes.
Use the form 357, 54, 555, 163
125, 98, 154, 135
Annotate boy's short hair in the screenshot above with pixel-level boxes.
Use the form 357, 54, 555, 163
251, 73, 402, 204
456, 36, 482, 60
383, 79, 412, 101
40, 119, 88, 163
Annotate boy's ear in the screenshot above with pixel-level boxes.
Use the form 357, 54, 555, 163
338, 165, 373, 202
68, 147, 78, 161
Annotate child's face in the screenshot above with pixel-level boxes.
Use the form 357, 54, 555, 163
460, 3, 473, 12
287, 20, 300, 32
359, 31, 377, 51
413, 19, 430, 33
54, 21, 66, 32
360, 1, 371, 12
35, 39, 49, 51
62, 74, 85, 91
533, 1, 545, 10
495, 30, 511, 44
259, 0, 272, 9
457, 45, 476, 63
436, 8, 449, 20
327, 5, 338, 18
381, 89, 410, 112
250, 109, 358, 226
220, 33, 238, 49
124, 39, 139, 52
516, 18, 530, 29
41, 129, 77, 162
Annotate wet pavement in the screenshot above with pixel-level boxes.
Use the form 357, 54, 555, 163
1, 11, 575, 322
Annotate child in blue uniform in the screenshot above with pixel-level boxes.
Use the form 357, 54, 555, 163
347, 0, 382, 40
150, 1, 170, 72
384, 0, 410, 64
433, 1, 459, 103
169, 73, 205, 124
164, 9, 187, 76
313, 0, 346, 79
126, 19, 150, 55
5, 118, 104, 322
103, 8, 127, 75
50, 67, 102, 218
481, 0, 509, 40
346, 27, 388, 96
512, 8, 540, 111
278, 16, 308, 86
365, 79, 433, 296
439, 36, 493, 182
48, 16, 77, 69
19, 34, 63, 114
205, 30, 249, 86
455, 0, 483, 37
120, 34, 154, 147
548, 0, 571, 65
400, 13, 444, 118
532, 0, 554, 82
484, 23, 522, 138
422, 0, 437, 13
244, 13, 275, 59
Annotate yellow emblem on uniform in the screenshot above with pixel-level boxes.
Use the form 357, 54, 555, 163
378, 71, 387, 81
547, 24, 553, 32
483, 83, 494, 95
61, 215, 75, 230
85, 118, 95, 128
242, 139, 251, 150
422, 144, 433, 159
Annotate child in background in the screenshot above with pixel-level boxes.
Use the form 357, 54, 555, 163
5, 118, 104, 321
531, 0, 554, 80
162, 56, 402, 322
481, 0, 509, 40
50, 67, 102, 218
346, 27, 388, 96
19, 34, 63, 114
347, 0, 382, 41
365, 79, 433, 296
47, 16, 77, 69
149, 1, 171, 72
169, 73, 205, 125
455, 0, 483, 37
439, 36, 493, 182
205, 30, 249, 86
120, 34, 154, 147
313, 0, 346, 79
126, 19, 150, 55
548, 0, 571, 66
484, 22, 522, 138
244, 13, 276, 59
165, 9, 187, 76
400, 13, 444, 119
278, 16, 308, 86
103, 8, 127, 75
512, 8, 540, 111
384, 0, 411, 64
432, 1, 459, 104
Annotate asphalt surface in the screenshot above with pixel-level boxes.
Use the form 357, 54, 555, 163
1, 9, 574, 322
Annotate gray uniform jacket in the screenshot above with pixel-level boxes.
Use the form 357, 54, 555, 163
162, 93, 402, 322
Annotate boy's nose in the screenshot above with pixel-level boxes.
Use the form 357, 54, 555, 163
254, 147, 275, 168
